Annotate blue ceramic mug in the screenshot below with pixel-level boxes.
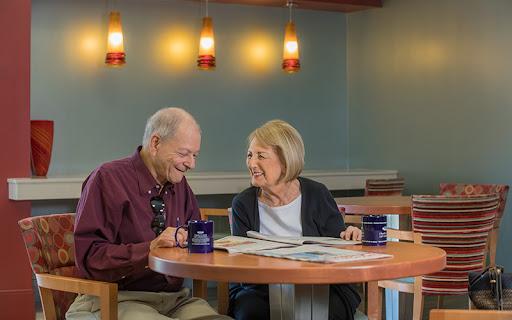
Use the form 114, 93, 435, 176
362, 215, 387, 246
175, 220, 214, 253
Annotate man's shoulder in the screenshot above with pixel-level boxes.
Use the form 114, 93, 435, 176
85, 155, 134, 184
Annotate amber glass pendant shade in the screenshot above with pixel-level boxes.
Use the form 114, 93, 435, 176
282, 22, 300, 73
197, 17, 216, 70
105, 12, 125, 67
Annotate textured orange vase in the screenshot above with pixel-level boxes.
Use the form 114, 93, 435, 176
30, 120, 54, 176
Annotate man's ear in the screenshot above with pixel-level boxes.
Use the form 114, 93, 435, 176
149, 134, 161, 157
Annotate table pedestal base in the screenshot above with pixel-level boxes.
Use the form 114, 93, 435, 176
269, 284, 329, 320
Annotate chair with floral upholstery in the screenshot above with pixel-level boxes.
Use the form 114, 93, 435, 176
18, 213, 118, 320
365, 178, 405, 196
440, 183, 509, 266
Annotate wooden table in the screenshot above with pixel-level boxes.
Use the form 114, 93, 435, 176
335, 196, 411, 215
149, 242, 445, 320
335, 195, 412, 229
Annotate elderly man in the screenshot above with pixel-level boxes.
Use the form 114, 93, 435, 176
67, 108, 231, 319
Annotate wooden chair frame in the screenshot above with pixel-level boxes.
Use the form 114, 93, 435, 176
193, 208, 231, 315
367, 229, 423, 320
36, 273, 118, 320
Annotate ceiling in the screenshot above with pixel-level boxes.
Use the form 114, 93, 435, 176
180, 0, 383, 13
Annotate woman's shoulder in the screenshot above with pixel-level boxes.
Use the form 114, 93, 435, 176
298, 176, 329, 192
233, 185, 258, 204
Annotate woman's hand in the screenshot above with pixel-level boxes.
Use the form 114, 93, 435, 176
340, 226, 362, 241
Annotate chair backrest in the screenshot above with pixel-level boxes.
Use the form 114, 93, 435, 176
18, 213, 77, 320
365, 177, 405, 196
440, 183, 509, 225
387, 228, 421, 244
337, 205, 362, 225
411, 195, 498, 296
199, 208, 233, 235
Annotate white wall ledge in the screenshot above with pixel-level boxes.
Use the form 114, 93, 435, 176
8, 169, 397, 200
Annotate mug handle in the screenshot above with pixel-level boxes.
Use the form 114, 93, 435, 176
174, 225, 188, 249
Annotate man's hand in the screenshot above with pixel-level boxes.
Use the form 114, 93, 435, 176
150, 227, 188, 251
340, 226, 362, 241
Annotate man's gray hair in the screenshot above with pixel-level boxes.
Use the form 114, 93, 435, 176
142, 107, 200, 148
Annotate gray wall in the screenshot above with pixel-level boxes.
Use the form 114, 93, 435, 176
348, 0, 512, 267
31, 0, 349, 175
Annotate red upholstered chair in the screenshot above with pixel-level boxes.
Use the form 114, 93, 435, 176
18, 213, 118, 320
365, 178, 405, 196
440, 183, 509, 266
369, 195, 499, 319
411, 194, 498, 311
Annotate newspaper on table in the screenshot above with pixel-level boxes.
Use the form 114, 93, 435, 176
244, 244, 393, 264
214, 233, 392, 263
247, 231, 360, 246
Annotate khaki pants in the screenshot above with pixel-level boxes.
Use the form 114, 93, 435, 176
66, 288, 232, 320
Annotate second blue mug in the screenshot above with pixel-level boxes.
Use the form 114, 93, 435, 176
362, 215, 387, 246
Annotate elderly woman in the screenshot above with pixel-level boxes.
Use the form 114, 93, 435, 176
228, 120, 362, 320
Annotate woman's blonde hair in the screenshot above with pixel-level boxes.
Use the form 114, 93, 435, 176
248, 120, 305, 183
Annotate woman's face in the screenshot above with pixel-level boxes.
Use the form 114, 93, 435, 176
246, 138, 285, 189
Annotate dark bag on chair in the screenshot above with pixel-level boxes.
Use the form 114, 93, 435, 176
468, 266, 512, 310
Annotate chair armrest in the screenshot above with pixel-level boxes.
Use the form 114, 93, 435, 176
36, 273, 118, 320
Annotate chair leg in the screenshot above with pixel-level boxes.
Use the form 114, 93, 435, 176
483, 229, 491, 267
412, 276, 423, 320
489, 226, 499, 266
437, 295, 444, 309
469, 297, 476, 309
360, 282, 366, 313
217, 281, 229, 315
193, 279, 208, 300
366, 281, 382, 320
39, 287, 57, 320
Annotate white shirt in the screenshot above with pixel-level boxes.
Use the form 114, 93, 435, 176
258, 194, 303, 236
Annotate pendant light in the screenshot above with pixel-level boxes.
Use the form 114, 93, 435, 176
105, 1, 125, 67
197, 0, 216, 70
282, 1, 300, 73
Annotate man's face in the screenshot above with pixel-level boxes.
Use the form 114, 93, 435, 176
153, 124, 201, 185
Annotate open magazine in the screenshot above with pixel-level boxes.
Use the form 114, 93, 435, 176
247, 231, 361, 246
214, 236, 295, 253
214, 233, 392, 263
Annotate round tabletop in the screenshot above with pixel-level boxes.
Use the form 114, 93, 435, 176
335, 196, 411, 215
149, 242, 445, 284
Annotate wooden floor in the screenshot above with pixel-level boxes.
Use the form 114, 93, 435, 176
34, 283, 470, 320
351, 283, 470, 320
203, 283, 470, 319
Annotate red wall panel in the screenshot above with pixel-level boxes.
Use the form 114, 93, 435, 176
0, 0, 34, 319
